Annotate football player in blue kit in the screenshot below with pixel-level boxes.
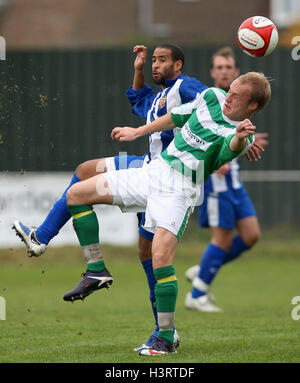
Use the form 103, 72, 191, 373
185, 47, 268, 312
13, 43, 208, 350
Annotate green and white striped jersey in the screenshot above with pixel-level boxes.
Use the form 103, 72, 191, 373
160, 87, 254, 184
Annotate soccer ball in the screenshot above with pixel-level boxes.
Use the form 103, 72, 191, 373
237, 16, 278, 57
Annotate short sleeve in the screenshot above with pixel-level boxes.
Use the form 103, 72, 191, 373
214, 134, 254, 170
126, 85, 155, 121
179, 78, 208, 104
170, 94, 202, 128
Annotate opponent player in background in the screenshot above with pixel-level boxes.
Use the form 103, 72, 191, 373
13, 44, 208, 350
184, 47, 269, 312
65, 72, 270, 355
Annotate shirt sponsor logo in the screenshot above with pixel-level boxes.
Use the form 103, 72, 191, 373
182, 124, 212, 151
208, 123, 235, 137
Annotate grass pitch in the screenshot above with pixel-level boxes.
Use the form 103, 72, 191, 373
0, 229, 300, 363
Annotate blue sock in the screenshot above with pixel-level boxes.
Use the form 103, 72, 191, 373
192, 243, 228, 298
223, 235, 249, 265
35, 173, 81, 245
142, 259, 158, 327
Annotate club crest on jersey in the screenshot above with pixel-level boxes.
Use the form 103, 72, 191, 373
159, 96, 167, 109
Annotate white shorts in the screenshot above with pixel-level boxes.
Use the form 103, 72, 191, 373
105, 157, 117, 172
101, 157, 201, 240
105, 154, 149, 173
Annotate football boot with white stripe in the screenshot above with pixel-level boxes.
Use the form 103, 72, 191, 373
134, 328, 180, 351
12, 220, 47, 257
63, 269, 113, 302
139, 337, 177, 356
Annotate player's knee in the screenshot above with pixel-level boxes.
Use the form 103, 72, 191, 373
248, 228, 261, 247
138, 236, 152, 262
138, 246, 152, 262
212, 234, 233, 252
75, 161, 90, 180
152, 251, 164, 266
66, 187, 76, 205
152, 250, 171, 268
214, 240, 232, 252
211, 227, 234, 251
243, 227, 261, 248
75, 159, 103, 180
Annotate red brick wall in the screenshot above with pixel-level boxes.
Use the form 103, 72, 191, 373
0, 0, 138, 49
0, 0, 270, 49
153, 0, 270, 45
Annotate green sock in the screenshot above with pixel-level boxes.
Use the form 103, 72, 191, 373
87, 260, 105, 273
154, 265, 178, 344
68, 204, 106, 272
68, 204, 99, 246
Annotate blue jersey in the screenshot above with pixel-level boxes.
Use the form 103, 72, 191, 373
199, 158, 256, 229
126, 73, 208, 161
204, 158, 243, 194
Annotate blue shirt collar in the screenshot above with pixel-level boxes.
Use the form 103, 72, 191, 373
164, 73, 186, 88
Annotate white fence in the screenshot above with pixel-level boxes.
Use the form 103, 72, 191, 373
0, 172, 138, 248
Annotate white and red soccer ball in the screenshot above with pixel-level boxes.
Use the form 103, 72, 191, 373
237, 16, 279, 57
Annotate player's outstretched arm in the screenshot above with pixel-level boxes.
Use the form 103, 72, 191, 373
230, 119, 256, 152
112, 113, 175, 142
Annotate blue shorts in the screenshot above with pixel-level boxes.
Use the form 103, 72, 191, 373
114, 154, 146, 170
198, 186, 256, 230
113, 154, 154, 241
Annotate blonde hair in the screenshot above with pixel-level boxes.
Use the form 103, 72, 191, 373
238, 72, 271, 112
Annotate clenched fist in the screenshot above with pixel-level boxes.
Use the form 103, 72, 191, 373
111, 127, 138, 142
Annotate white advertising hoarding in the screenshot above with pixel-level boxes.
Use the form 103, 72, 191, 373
0, 172, 138, 248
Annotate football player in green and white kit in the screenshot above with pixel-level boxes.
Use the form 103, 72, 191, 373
65, 72, 271, 356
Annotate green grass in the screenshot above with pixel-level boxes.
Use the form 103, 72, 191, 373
0, 234, 300, 363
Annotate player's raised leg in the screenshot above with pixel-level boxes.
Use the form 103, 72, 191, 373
64, 164, 150, 302
63, 174, 114, 302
